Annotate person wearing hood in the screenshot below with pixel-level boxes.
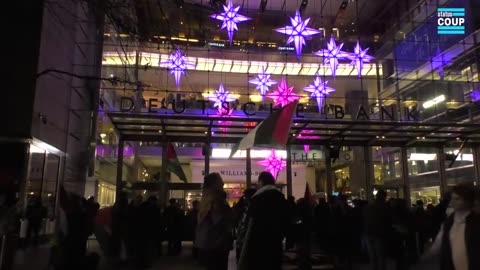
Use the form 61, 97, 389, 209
195, 172, 233, 270
239, 171, 288, 270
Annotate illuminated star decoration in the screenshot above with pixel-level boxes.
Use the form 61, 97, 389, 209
249, 68, 277, 97
303, 75, 335, 112
207, 84, 235, 116
275, 10, 321, 58
257, 149, 286, 180
266, 77, 301, 107
346, 41, 374, 78
314, 37, 349, 78
210, 0, 251, 45
161, 49, 195, 87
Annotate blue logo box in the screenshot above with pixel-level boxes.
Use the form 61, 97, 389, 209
437, 8, 465, 35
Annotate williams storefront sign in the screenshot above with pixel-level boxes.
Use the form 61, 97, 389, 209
120, 97, 429, 122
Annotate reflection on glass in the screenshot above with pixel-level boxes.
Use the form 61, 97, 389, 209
27, 145, 45, 198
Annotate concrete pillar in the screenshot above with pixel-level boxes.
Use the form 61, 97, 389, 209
160, 139, 169, 205
246, 149, 252, 187
325, 148, 333, 198
204, 143, 210, 176
400, 147, 411, 206
286, 144, 293, 197
472, 145, 480, 186
363, 146, 375, 202
115, 138, 124, 202
437, 147, 448, 195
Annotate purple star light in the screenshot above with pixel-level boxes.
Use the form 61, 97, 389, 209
314, 37, 349, 78
249, 68, 277, 97
346, 41, 374, 78
161, 49, 194, 87
266, 78, 301, 107
210, 0, 251, 45
207, 84, 235, 115
257, 149, 286, 180
275, 10, 321, 58
303, 75, 335, 112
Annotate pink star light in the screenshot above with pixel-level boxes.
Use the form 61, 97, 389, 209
266, 78, 301, 107
257, 149, 286, 180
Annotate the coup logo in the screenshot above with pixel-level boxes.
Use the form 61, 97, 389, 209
437, 8, 465, 35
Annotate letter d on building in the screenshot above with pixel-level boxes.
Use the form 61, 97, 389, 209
120, 97, 134, 112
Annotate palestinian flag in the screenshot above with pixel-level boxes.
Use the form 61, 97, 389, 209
230, 100, 298, 158
167, 143, 187, 182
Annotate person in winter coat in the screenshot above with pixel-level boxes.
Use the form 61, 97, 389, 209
424, 184, 480, 270
240, 171, 288, 270
234, 188, 256, 261
195, 173, 233, 270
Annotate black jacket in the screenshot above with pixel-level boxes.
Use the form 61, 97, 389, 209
245, 186, 288, 270
440, 212, 480, 270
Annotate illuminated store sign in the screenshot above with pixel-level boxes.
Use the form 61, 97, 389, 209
120, 96, 422, 122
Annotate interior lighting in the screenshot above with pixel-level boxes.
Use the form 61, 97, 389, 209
100, 133, 107, 138
212, 148, 286, 159
423, 95, 446, 109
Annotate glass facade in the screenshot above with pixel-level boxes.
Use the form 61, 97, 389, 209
93, 0, 480, 206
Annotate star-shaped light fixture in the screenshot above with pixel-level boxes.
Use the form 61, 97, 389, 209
266, 77, 301, 107
275, 10, 321, 58
257, 149, 286, 180
314, 37, 349, 78
249, 68, 277, 97
346, 41, 374, 78
210, 0, 251, 45
207, 84, 235, 115
160, 49, 195, 87
303, 75, 335, 112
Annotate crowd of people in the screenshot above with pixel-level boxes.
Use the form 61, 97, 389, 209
2, 171, 480, 270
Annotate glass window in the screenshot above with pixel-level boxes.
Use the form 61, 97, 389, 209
445, 147, 475, 186
372, 147, 402, 185
407, 147, 439, 175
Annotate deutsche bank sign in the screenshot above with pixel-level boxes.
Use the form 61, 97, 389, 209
437, 8, 465, 35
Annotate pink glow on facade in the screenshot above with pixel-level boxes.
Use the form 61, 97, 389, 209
257, 149, 287, 180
